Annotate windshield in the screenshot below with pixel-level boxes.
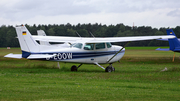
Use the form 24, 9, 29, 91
106, 42, 112, 48
71, 43, 83, 49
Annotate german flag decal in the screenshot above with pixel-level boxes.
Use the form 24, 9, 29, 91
22, 31, 27, 35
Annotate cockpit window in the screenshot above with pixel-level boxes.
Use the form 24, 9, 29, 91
84, 44, 94, 50
71, 43, 83, 49
95, 43, 105, 49
106, 42, 112, 48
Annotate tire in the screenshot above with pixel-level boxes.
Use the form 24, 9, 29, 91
71, 65, 77, 71
105, 66, 112, 72
112, 67, 115, 72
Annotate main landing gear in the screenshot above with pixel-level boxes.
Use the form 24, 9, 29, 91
71, 63, 115, 72
71, 64, 83, 71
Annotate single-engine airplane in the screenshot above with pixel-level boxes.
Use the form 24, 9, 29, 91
4, 25, 175, 72
156, 29, 180, 61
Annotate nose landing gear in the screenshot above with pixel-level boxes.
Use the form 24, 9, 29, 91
105, 64, 115, 72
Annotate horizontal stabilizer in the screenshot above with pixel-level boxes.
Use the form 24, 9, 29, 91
156, 48, 170, 51
4, 53, 22, 59
27, 54, 56, 59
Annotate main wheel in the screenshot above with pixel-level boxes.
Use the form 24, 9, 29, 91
71, 65, 77, 71
105, 66, 112, 72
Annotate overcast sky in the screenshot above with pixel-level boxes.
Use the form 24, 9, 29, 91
0, 0, 180, 28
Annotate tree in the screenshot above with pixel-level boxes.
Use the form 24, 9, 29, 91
154, 31, 164, 35
47, 28, 55, 36
77, 29, 89, 37
0, 24, 180, 47
95, 26, 107, 37
67, 28, 76, 36
174, 26, 180, 38
115, 30, 125, 37
6, 29, 18, 47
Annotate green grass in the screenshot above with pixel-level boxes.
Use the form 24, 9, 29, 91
0, 47, 180, 101
125, 46, 169, 50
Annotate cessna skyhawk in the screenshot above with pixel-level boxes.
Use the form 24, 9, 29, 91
5, 25, 175, 72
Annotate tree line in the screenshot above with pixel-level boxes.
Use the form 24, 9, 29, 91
0, 23, 180, 47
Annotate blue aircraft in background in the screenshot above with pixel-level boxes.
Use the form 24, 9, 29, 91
156, 29, 180, 61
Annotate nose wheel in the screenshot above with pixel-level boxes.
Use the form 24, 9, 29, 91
105, 65, 115, 72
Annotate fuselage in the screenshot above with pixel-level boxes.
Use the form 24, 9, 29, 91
28, 42, 125, 64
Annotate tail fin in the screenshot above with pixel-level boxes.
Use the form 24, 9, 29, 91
166, 29, 180, 51
15, 25, 40, 58
37, 30, 51, 45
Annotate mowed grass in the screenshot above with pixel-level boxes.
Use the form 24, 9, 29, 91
0, 47, 180, 101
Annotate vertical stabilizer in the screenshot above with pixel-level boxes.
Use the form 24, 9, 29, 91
15, 25, 40, 58
166, 29, 180, 51
37, 30, 51, 45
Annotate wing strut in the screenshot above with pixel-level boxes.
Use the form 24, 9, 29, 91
106, 42, 130, 63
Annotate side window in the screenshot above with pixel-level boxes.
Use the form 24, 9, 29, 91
84, 44, 94, 50
95, 43, 105, 49
106, 42, 112, 48
71, 43, 83, 49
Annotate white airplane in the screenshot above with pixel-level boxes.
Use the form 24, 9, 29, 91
37, 30, 51, 45
4, 25, 175, 72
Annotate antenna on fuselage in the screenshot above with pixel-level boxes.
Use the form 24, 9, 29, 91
76, 31, 81, 38
89, 31, 95, 38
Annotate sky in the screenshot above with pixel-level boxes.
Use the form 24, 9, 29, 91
0, 0, 180, 28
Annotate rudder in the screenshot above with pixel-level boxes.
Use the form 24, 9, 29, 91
15, 25, 40, 58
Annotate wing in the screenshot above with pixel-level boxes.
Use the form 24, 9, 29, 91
32, 35, 175, 43
85, 35, 175, 43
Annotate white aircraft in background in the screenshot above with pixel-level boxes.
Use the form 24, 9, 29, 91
37, 30, 51, 45
4, 25, 175, 72
37, 30, 70, 47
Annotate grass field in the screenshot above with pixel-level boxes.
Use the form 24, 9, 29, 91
0, 47, 180, 101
